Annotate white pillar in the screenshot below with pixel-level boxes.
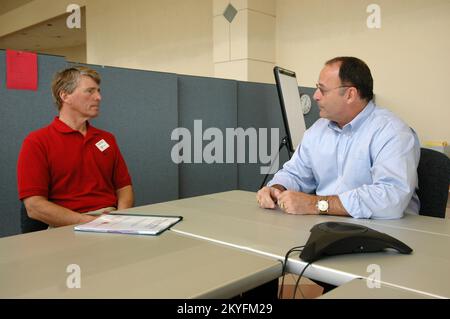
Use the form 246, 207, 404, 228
213, 0, 275, 83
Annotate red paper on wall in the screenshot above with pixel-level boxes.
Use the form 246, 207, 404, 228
6, 49, 38, 91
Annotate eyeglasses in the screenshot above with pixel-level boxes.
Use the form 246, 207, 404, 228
315, 83, 353, 95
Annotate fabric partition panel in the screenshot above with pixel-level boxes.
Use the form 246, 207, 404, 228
0, 52, 67, 236
177, 75, 238, 198
236, 81, 289, 192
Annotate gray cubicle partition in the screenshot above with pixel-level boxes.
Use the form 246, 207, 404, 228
237, 81, 288, 192
0, 52, 66, 237
178, 75, 238, 198
0, 50, 319, 237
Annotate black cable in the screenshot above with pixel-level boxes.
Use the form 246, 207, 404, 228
292, 262, 312, 299
279, 247, 303, 299
278, 245, 304, 299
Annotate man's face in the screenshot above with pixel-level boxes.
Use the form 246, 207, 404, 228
313, 63, 349, 123
62, 75, 102, 119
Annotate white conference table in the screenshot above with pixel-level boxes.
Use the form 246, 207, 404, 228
0, 224, 281, 298
119, 190, 450, 299
351, 213, 450, 237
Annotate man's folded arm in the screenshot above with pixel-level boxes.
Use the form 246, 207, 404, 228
23, 196, 96, 227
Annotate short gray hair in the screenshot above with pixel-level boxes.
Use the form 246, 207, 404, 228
51, 66, 101, 110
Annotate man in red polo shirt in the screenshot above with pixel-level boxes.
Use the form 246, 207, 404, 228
17, 66, 134, 227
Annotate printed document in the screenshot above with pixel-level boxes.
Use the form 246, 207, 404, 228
74, 214, 182, 235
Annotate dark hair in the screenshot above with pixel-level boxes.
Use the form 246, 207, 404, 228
325, 57, 373, 101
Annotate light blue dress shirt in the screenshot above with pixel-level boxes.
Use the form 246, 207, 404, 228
268, 101, 420, 219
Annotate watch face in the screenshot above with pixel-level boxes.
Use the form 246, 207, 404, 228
318, 200, 328, 211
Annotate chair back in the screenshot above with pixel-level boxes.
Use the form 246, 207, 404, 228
417, 148, 450, 218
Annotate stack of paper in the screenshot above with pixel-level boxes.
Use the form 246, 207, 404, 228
74, 214, 182, 235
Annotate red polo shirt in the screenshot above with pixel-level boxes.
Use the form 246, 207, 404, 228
17, 117, 132, 213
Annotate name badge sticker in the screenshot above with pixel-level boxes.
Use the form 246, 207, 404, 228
95, 139, 110, 152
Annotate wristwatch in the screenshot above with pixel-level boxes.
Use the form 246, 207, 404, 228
316, 197, 329, 215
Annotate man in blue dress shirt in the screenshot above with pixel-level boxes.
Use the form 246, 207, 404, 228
257, 56, 420, 219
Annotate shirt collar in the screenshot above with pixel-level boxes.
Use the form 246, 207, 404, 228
328, 100, 375, 133
51, 116, 100, 137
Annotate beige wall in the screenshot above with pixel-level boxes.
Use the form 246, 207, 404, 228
1, 0, 213, 76
39, 44, 86, 63
85, 0, 214, 77
1, 0, 448, 143
276, 0, 450, 144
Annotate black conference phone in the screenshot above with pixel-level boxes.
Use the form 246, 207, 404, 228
300, 222, 413, 263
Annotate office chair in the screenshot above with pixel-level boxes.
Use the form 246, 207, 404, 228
416, 148, 450, 218
20, 202, 48, 233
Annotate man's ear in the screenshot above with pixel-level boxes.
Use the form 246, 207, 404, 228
346, 87, 358, 103
60, 91, 70, 104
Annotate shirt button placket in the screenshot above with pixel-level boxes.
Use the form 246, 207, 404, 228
337, 133, 344, 177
